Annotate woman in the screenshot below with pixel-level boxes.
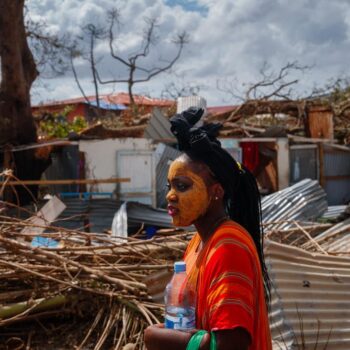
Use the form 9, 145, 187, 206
144, 107, 272, 350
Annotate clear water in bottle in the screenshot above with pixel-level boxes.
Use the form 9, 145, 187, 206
164, 261, 196, 330
165, 305, 195, 330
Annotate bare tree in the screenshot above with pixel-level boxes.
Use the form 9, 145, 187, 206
216, 61, 311, 123
70, 49, 91, 105
96, 10, 189, 107
70, 9, 189, 112
83, 24, 106, 110
218, 61, 310, 102
161, 73, 201, 100
25, 9, 71, 78
70, 24, 106, 113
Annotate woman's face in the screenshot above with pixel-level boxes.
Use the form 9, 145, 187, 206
166, 158, 211, 227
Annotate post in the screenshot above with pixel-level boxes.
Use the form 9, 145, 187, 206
276, 138, 289, 190
318, 142, 325, 188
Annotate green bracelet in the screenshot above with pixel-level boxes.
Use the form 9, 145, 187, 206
186, 330, 217, 350
210, 332, 217, 350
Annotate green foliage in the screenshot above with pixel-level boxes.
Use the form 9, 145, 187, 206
329, 79, 350, 103
39, 107, 87, 138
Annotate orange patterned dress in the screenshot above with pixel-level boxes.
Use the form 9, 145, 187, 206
184, 220, 272, 350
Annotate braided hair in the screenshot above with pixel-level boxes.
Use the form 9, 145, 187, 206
170, 107, 271, 304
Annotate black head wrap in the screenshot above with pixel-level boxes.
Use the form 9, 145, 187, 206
170, 106, 244, 216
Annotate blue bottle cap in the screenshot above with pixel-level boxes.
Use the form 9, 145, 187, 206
174, 261, 186, 273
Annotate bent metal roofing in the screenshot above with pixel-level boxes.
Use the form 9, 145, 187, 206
267, 239, 350, 349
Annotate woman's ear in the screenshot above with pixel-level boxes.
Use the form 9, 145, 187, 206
211, 182, 224, 201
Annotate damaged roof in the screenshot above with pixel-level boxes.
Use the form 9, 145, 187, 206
33, 92, 175, 108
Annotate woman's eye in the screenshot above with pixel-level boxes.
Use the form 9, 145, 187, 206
176, 183, 189, 191
166, 183, 171, 191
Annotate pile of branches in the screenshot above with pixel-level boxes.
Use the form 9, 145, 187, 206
0, 213, 191, 349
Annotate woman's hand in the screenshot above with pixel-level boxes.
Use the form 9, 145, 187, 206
144, 324, 208, 350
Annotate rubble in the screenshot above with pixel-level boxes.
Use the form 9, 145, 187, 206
0, 178, 349, 349
262, 179, 328, 230
0, 210, 190, 348
267, 240, 350, 350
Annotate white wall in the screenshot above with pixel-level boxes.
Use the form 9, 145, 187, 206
79, 138, 155, 194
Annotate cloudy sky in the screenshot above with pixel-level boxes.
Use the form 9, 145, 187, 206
28, 0, 350, 106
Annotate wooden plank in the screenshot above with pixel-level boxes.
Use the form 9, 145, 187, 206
0, 178, 130, 186
240, 137, 278, 142
288, 135, 334, 143
308, 107, 334, 140
1, 140, 77, 152
324, 175, 350, 180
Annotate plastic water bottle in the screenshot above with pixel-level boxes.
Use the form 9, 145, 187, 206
164, 261, 196, 330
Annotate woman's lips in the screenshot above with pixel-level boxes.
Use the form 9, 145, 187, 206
167, 205, 179, 216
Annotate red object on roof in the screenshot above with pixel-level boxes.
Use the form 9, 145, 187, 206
33, 92, 174, 108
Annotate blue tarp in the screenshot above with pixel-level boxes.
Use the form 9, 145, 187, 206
32, 236, 60, 248
88, 100, 128, 110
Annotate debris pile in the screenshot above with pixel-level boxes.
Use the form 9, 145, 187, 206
0, 178, 349, 349
262, 179, 328, 230
261, 182, 350, 349
0, 213, 190, 349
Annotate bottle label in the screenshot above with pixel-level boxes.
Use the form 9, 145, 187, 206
165, 314, 195, 330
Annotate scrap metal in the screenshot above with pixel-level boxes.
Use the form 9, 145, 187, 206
262, 178, 328, 231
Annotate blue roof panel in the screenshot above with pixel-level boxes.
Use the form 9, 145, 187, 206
88, 100, 128, 110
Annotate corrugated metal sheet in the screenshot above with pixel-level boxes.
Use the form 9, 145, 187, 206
266, 239, 350, 349
54, 198, 177, 233
126, 201, 174, 228
144, 108, 174, 140
177, 96, 207, 114
53, 198, 122, 233
289, 146, 318, 184
323, 145, 350, 205
311, 218, 350, 254
261, 179, 328, 230
155, 144, 181, 208
321, 205, 348, 220
323, 145, 350, 177
325, 235, 350, 255
14, 197, 179, 235
325, 179, 350, 206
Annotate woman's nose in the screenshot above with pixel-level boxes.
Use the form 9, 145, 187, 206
166, 190, 177, 202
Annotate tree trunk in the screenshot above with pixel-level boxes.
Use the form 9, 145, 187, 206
128, 65, 136, 110
128, 80, 135, 107
0, 0, 51, 205
0, 0, 38, 145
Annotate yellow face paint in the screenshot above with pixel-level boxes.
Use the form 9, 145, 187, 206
166, 159, 210, 227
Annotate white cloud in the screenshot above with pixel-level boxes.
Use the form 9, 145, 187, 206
28, 0, 350, 106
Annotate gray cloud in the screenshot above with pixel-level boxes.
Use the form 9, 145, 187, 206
28, 0, 350, 105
